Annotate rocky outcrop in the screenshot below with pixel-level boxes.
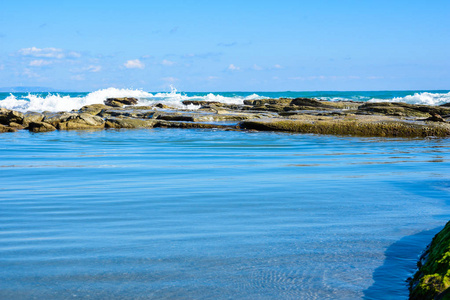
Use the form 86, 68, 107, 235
0, 108, 24, 125
1, 97, 450, 137
43, 112, 104, 130
105, 118, 156, 129
182, 100, 222, 106
104, 97, 138, 107
23, 112, 44, 125
358, 102, 450, 118
410, 221, 450, 299
79, 104, 110, 115
240, 115, 450, 138
0, 124, 17, 133
28, 121, 57, 133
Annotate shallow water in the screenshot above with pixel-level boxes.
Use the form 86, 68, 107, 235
1, 129, 449, 299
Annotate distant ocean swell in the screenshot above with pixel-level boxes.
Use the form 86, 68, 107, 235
0, 88, 449, 113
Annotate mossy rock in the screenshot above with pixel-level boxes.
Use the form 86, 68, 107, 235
240, 116, 450, 138
155, 120, 237, 130
105, 118, 156, 129
243, 98, 293, 106
0, 108, 25, 125
28, 121, 56, 133
79, 104, 110, 115
359, 102, 450, 118
0, 124, 18, 133
410, 221, 450, 300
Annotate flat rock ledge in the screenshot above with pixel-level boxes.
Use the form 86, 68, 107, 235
1, 97, 450, 138
409, 221, 450, 300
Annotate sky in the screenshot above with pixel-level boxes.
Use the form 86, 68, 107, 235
0, 0, 449, 92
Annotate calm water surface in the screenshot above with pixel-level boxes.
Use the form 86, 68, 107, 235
0, 129, 449, 299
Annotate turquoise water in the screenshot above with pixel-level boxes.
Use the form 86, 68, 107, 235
1, 128, 449, 299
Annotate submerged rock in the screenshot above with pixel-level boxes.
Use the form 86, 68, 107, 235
410, 221, 450, 299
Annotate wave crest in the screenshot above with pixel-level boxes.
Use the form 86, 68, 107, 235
369, 91, 450, 106
0, 87, 262, 112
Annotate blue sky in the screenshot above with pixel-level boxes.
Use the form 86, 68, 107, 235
0, 0, 449, 91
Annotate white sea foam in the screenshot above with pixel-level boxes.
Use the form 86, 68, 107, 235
0, 87, 263, 112
369, 91, 450, 106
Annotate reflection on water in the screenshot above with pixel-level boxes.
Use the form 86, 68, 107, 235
0, 129, 449, 299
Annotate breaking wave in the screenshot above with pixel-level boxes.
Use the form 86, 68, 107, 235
0, 87, 262, 112
368, 91, 450, 106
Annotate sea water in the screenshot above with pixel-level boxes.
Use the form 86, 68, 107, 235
1, 128, 449, 299
1, 88, 450, 112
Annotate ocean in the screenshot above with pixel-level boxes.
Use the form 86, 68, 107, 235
1, 88, 450, 112
1, 89, 450, 299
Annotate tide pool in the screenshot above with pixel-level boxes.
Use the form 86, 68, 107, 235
0, 129, 449, 299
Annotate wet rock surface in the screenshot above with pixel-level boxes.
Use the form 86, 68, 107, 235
409, 221, 450, 300
1, 97, 449, 137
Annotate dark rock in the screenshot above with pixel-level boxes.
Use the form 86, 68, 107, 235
155, 120, 237, 130
182, 100, 222, 106
23, 112, 44, 125
105, 118, 156, 129
28, 121, 57, 133
9, 122, 25, 129
425, 113, 446, 122
53, 113, 105, 130
0, 124, 17, 133
290, 98, 334, 108
104, 97, 138, 107
0, 108, 24, 125
79, 104, 110, 115
43, 112, 79, 126
156, 113, 196, 122
239, 115, 450, 138
243, 98, 292, 106
358, 102, 450, 117
155, 103, 170, 109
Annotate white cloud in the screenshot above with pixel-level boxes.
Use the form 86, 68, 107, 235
252, 64, 263, 71
70, 75, 85, 81
29, 59, 53, 67
87, 65, 102, 72
228, 64, 240, 71
162, 77, 178, 82
18, 47, 80, 59
124, 59, 145, 69
23, 68, 40, 78
273, 64, 283, 69
207, 76, 219, 80
161, 59, 175, 66
67, 51, 81, 58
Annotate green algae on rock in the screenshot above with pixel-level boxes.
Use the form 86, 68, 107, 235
240, 115, 450, 138
410, 221, 450, 300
